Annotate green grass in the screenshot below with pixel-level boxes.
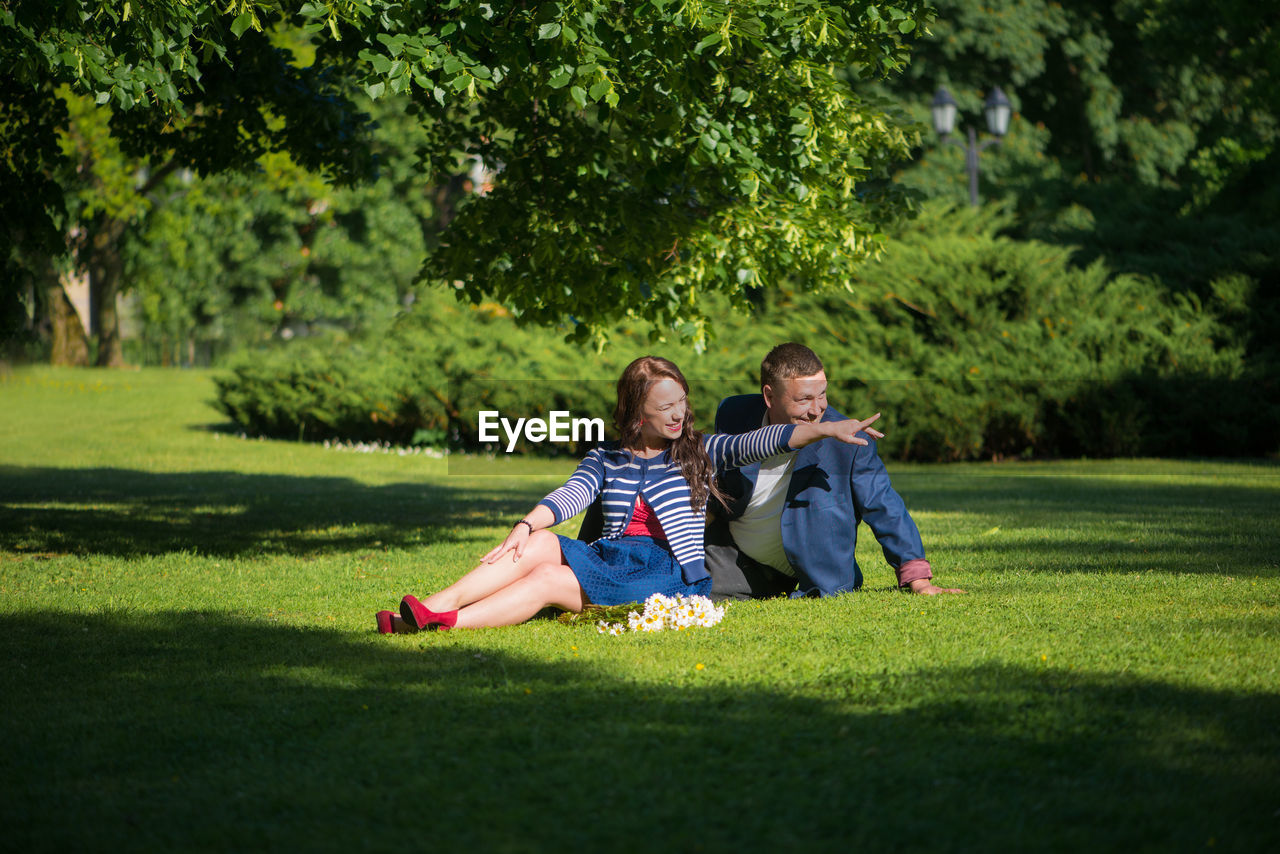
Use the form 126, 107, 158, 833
2, 366, 1278, 852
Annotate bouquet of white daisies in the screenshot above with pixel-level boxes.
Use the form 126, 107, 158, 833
595, 592, 726, 635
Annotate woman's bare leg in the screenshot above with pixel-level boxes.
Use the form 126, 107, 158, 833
453, 562, 586, 629
421, 530, 564, 612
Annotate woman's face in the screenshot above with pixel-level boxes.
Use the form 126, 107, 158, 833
637, 378, 688, 445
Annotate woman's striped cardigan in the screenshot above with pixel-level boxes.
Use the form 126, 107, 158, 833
538, 423, 797, 584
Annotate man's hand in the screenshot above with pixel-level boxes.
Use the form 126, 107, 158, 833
907, 578, 964, 595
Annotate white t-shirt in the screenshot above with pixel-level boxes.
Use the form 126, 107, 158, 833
728, 414, 797, 576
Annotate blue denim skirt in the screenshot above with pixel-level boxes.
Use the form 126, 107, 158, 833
556, 534, 712, 606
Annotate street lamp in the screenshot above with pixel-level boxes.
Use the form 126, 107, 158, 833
931, 86, 1011, 206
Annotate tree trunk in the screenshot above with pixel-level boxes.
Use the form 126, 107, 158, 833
47, 269, 89, 366
88, 217, 128, 367
79, 162, 178, 368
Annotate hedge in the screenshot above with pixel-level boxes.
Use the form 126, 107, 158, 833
215, 203, 1277, 460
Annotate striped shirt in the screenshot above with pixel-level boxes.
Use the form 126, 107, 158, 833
538, 423, 797, 584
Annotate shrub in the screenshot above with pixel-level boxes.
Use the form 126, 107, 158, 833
215, 202, 1276, 460
778, 204, 1267, 459
214, 295, 741, 453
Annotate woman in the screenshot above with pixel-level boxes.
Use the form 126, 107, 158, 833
378, 356, 882, 632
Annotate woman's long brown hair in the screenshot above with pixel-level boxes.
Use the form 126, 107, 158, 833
613, 356, 724, 513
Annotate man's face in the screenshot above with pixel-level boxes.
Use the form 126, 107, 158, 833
763, 371, 828, 425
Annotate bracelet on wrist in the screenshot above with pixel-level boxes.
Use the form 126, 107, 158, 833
514, 520, 534, 534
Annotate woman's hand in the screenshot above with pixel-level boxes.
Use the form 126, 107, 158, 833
482, 522, 532, 564
826, 412, 884, 445
480, 507, 555, 563
790, 412, 884, 449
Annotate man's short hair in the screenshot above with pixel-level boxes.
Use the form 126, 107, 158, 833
761, 343, 824, 390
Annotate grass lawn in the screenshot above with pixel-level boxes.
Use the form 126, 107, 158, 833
2, 366, 1277, 852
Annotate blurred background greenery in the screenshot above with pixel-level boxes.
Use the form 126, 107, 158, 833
4, 1, 1276, 460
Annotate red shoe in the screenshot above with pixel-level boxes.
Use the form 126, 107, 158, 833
376, 609, 420, 634
400, 595, 459, 631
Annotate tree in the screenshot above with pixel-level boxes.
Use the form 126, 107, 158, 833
1, 1, 374, 363
885, 0, 1278, 202
319, 0, 936, 344
5, 1, 937, 358
122, 96, 436, 364
879, 0, 1280, 422
53, 90, 185, 366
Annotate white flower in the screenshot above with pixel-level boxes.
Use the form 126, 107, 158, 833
595, 593, 726, 635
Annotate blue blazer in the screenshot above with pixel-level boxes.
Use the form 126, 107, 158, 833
714, 394, 927, 596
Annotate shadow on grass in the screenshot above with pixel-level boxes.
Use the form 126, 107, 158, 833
0, 466, 547, 557
893, 468, 1280, 515
2, 611, 1276, 852
5, 465, 1279, 579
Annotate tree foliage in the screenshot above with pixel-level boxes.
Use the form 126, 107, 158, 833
7, 0, 1275, 378
890, 0, 1278, 203
122, 97, 435, 363
4, 0, 941, 352
1, 1, 375, 357
312, 0, 936, 342
2, 1, 372, 177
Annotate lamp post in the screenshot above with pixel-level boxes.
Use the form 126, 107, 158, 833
931, 86, 1011, 207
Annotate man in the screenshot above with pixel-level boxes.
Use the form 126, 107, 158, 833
707, 342, 962, 599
